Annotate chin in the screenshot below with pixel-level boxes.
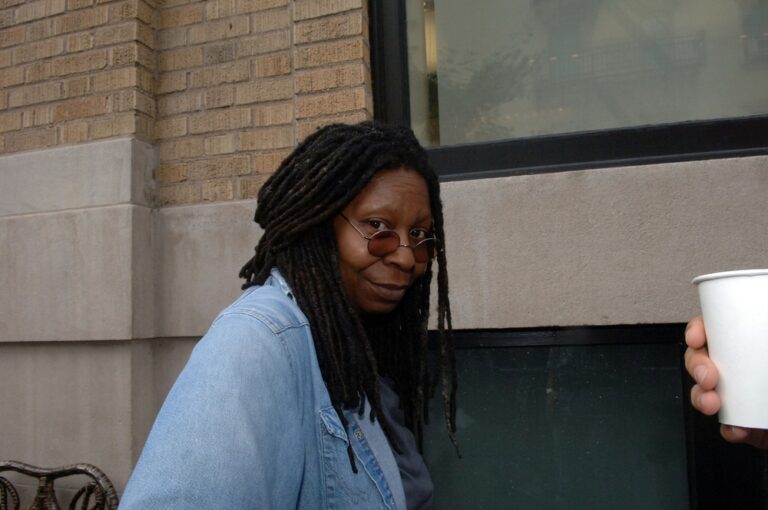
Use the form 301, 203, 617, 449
359, 300, 400, 315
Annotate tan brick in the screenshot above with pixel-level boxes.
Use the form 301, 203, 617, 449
93, 21, 133, 47
190, 154, 249, 179
157, 162, 188, 184
188, 16, 249, 45
0, 10, 12, 29
239, 125, 293, 150
25, 61, 52, 83
297, 86, 366, 119
136, 20, 153, 49
53, 6, 109, 35
0, 111, 22, 133
238, 29, 288, 57
237, 174, 270, 198
158, 182, 201, 205
252, 149, 289, 172
66, 32, 93, 52
297, 109, 368, 140
8, 82, 61, 108
112, 89, 154, 116
158, 3, 204, 29
67, 0, 95, 10
59, 121, 89, 143
157, 70, 186, 94
5, 126, 57, 152
157, 26, 186, 50
252, 101, 292, 126
295, 11, 363, 44
188, 107, 250, 134
25, 19, 53, 42
295, 38, 366, 69
93, 67, 136, 91
62, 76, 89, 97
14, 0, 66, 24
156, 116, 187, 139
135, 111, 154, 140
206, 0, 235, 20
294, 0, 361, 20
234, 75, 292, 104
252, 51, 289, 77
0, 26, 25, 48
109, 0, 154, 25
12, 37, 65, 64
251, 7, 289, 32
0, 49, 11, 67
52, 94, 108, 122
5, 126, 58, 152
295, 62, 364, 93
160, 137, 204, 160
189, 60, 249, 88
110, 43, 154, 68
21, 106, 54, 128
236, 0, 286, 14
90, 113, 135, 139
136, 66, 154, 94
158, 91, 201, 116
204, 41, 235, 65
204, 133, 236, 154
0, 0, 24, 9
159, 46, 202, 71
0, 66, 23, 87
51, 49, 108, 77
204, 86, 234, 108
0, 92, 6, 109
201, 178, 234, 201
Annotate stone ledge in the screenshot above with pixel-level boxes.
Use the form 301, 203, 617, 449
0, 138, 157, 217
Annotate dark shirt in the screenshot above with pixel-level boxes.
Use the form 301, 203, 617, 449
379, 378, 434, 510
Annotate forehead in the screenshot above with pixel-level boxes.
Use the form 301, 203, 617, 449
348, 167, 431, 216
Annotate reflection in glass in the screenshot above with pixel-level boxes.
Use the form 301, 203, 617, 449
407, 0, 768, 147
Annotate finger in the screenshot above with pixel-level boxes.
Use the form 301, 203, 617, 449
691, 385, 720, 415
685, 316, 706, 349
721, 425, 750, 444
684, 348, 719, 390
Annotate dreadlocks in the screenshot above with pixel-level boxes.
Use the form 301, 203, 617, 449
239, 122, 457, 472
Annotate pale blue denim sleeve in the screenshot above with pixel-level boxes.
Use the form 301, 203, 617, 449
120, 312, 304, 509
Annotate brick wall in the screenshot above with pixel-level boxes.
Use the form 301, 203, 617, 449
0, 0, 155, 153
0, 0, 373, 205
154, 0, 372, 205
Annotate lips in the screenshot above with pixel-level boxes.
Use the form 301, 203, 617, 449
368, 281, 409, 302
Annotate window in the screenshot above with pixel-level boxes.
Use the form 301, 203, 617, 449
371, 1, 768, 178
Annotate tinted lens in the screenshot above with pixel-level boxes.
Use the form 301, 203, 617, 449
367, 231, 401, 257
413, 239, 435, 263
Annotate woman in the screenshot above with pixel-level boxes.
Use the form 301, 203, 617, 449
120, 122, 457, 509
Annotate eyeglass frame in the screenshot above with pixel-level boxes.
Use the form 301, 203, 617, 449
338, 213, 438, 262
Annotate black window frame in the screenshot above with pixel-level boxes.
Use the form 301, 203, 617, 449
369, 0, 768, 181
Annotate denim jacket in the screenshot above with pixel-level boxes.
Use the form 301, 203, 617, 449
120, 269, 406, 509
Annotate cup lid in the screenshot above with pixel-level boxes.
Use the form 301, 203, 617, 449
692, 269, 768, 285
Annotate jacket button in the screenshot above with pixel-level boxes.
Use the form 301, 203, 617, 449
355, 430, 364, 439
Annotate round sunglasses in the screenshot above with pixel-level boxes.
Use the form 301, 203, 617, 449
340, 213, 437, 263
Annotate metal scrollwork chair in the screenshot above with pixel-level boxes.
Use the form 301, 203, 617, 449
0, 461, 119, 510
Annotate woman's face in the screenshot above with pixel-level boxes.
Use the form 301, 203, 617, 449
333, 167, 433, 314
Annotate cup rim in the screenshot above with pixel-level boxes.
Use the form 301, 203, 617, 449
692, 269, 768, 285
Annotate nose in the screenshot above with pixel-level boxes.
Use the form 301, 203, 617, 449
383, 234, 416, 271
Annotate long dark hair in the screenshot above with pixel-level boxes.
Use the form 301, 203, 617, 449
239, 122, 457, 471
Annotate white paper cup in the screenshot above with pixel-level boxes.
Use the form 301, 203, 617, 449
692, 269, 768, 428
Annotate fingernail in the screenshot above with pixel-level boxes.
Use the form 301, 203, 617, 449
694, 366, 707, 384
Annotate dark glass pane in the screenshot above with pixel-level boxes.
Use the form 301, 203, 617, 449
424, 343, 688, 509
